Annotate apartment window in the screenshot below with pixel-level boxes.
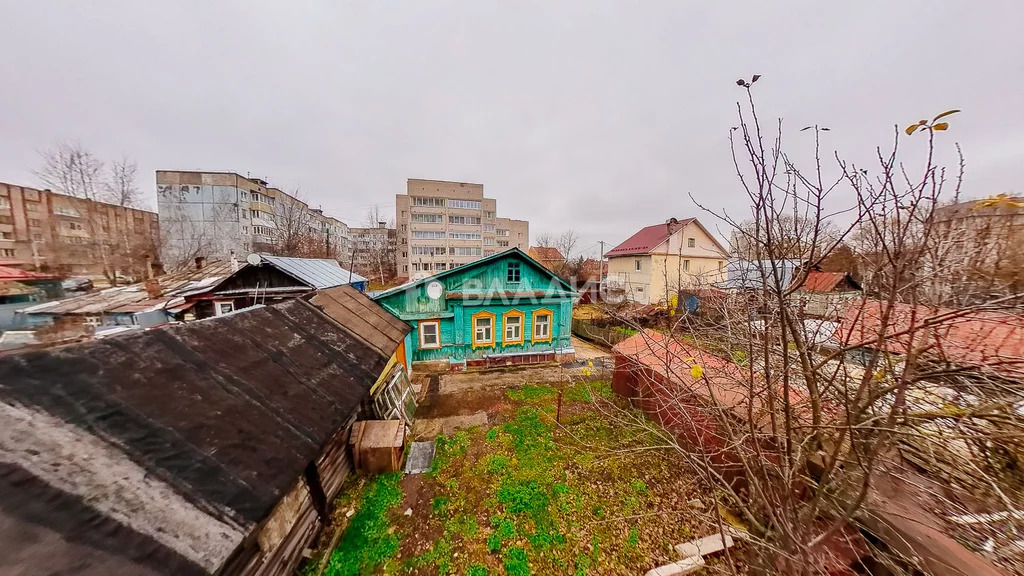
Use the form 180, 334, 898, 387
215, 301, 235, 316
448, 232, 481, 240
412, 263, 421, 272
435, 262, 447, 271
419, 320, 441, 349
507, 261, 521, 282
412, 196, 446, 207
532, 309, 552, 342
412, 213, 444, 224
66, 222, 84, 231
472, 311, 495, 348
402, 251, 407, 257
449, 215, 481, 225
83, 315, 102, 327
484, 250, 495, 256
401, 211, 407, 217
0, 198, 9, 208
240, 191, 248, 200
0, 216, 12, 225
240, 209, 249, 219
242, 226, 249, 235
503, 310, 524, 345
413, 246, 446, 256
452, 247, 481, 257
0, 231, 12, 240
683, 260, 690, 272
484, 224, 495, 233
29, 218, 41, 228
484, 237, 496, 246
251, 192, 261, 203
26, 202, 40, 212
497, 240, 509, 247
635, 259, 642, 271
497, 229, 509, 237
687, 237, 696, 248
0, 249, 15, 258
448, 199, 481, 210
403, 265, 408, 272
484, 211, 495, 219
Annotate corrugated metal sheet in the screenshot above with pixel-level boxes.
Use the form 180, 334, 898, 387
258, 254, 367, 289
20, 261, 234, 316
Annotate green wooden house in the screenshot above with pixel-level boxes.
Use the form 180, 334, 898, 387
373, 248, 577, 371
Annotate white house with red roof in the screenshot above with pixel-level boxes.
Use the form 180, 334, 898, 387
604, 218, 728, 305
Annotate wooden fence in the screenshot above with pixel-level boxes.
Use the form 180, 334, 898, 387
571, 318, 635, 347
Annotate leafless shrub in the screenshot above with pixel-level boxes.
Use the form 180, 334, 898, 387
584, 81, 1024, 574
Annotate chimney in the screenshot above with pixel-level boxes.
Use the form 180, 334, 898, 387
195, 256, 206, 270
144, 279, 163, 299
230, 250, 239, 272
145, 255, 154, 280
377, 221, 386, 229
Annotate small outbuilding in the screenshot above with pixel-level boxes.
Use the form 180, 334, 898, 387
0, 285, 410, 575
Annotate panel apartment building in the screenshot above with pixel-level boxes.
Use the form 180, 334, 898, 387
0, 182, 159, 279
396, 179, 528, 277
157, 170, 352, 270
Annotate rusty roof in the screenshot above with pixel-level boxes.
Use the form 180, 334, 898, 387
791, 270, 861, 292
612, 329, 810, 425
21, 261, 234, 316
836, 299, 1024, 378
528, 246, 565, 262
0, 295, 407, 575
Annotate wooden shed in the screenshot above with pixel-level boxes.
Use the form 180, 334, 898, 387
0, 285, 409, 576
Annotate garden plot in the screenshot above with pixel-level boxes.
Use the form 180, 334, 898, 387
304, 374, 729, 576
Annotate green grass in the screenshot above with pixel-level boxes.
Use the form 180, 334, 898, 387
324, 473, 404, 576
321, 380, 704, 575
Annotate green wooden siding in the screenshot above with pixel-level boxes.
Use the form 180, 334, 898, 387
375, 251, 575, 364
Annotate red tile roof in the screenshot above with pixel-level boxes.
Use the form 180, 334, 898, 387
528, 246, 564, 262
605, 219, 693, 256
0, 266, 57, 282
836, 300, 1024, 377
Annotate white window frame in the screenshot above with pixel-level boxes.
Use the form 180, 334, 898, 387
503, 313, 523, 344
533, 312, 551, 341
419, 320, 441, 349
215, 301, 235, 316
687, 237, 695, 248
683, 260, 690, 272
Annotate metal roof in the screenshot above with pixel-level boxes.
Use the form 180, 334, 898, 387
257, 254, 367, 289
20, 261, 235, 316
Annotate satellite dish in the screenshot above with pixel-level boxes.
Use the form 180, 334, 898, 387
246, 253, 262, 266
426, 281, 443, 300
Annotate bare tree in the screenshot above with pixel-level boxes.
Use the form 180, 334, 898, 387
34, 140, 104, 201
587, 79, 1024, 575
358, 206, 396, 284
104, 156, 143, 208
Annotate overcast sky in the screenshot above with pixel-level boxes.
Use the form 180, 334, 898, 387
2, 1, 1021, 256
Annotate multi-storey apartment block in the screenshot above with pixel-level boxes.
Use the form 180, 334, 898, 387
0, 182, 159, 280
396, 179, 528, 277
156, 171, 351, 270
